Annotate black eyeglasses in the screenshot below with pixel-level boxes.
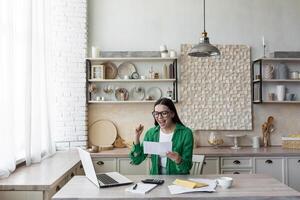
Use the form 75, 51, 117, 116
152, 110, 170, 118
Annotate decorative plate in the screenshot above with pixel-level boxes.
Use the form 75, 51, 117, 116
146, 87, 162, 100
115, 88, 129, 101
130, 87, 145, 101
118, 62, 137, 79
102, 62, 118, 79
88, 120, 117, 146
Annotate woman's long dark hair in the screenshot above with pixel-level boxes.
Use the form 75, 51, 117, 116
153, 98, 184, 126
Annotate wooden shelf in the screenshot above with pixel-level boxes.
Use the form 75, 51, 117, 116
88, 100, 176, 104
86, 54, 178, 104
86, 57, 177, 61
262, 79, 300, 82
262, 101, 300, 104
88, 79, 176, 82
252, 57, 300, 104
254, 58, 300, 62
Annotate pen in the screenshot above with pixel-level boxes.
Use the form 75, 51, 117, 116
133, 183, 138, 190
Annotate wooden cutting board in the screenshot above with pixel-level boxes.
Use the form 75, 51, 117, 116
89, 120, 117, 147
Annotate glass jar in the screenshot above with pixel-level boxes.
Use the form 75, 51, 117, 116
208, 132, 224, 148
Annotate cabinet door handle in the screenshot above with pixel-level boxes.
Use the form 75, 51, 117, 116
233, 160, 241, 165
265, 160, 273, 164
233, 171, 240, 174
203, 161, 207, 165
97, 161, 104, 165
56, 185, 61, 192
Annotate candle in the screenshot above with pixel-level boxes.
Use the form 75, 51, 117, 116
262, 36, 265, 46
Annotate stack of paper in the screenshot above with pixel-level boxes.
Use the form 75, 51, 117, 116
143, 141, 172, 156
125, 183, 158, 194
168, 178, 217, 194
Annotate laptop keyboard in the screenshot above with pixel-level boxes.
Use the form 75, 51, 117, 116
97, 174, 118, 185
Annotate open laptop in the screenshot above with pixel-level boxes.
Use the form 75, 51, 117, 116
77, 148, 133, 188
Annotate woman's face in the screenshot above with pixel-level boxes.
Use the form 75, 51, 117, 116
153, 104, 175, 129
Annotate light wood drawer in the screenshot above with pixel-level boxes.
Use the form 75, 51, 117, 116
118, 158, 149, 175
221, 157, 252, 168
221, 169, 253, 174
254, 157, 284, 182
92, 158, 117, 173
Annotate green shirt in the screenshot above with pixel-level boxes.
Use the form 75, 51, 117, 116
129, 123, 194, 175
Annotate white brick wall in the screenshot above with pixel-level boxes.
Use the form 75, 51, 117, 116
49, 0, 88, 150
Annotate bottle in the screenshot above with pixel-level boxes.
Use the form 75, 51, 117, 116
162, 64, 168, 79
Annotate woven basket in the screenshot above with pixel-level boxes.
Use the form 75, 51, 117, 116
282, 137, 300, 149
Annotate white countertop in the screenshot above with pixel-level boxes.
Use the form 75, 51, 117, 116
0, 150, 80, 191
52, 174, 300, 200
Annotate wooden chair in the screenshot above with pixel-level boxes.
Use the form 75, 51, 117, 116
190, 155, 205, 175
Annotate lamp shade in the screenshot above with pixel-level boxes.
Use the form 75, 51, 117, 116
188, 0, 220, 58
188, 33, 220, 57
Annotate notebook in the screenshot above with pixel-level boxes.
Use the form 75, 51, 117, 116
77, 148, 133, 188
125, 183, 158, 194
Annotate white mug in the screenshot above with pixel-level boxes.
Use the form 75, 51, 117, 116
217, 177, 233, 189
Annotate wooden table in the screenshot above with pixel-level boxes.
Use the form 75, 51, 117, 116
52, 174, 300, 200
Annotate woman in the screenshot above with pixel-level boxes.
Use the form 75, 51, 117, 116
129, 98, 194, 175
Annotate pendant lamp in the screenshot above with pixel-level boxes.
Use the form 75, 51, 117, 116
188, 0, 220, 57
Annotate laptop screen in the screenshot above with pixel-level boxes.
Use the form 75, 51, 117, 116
77, 148, 133, 188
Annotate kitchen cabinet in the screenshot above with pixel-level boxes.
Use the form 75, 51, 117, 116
0, 191, 43, 200
254, 157, 284, 182
118, 158, 150, 175
252, 58, 300, 103
86, 54, 178, 104
92, 158, 117, 173
92, 157, 149, 175
90, 154, 300, 192
202, 157, 219, 174
0, 162, 82, 200
286, 157, 300, 192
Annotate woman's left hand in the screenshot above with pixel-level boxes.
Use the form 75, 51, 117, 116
166, 151, 182, 164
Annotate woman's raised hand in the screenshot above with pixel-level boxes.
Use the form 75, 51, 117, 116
134, 124, 144, 144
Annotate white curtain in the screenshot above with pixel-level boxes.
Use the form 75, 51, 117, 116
0, 0, 56, 178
